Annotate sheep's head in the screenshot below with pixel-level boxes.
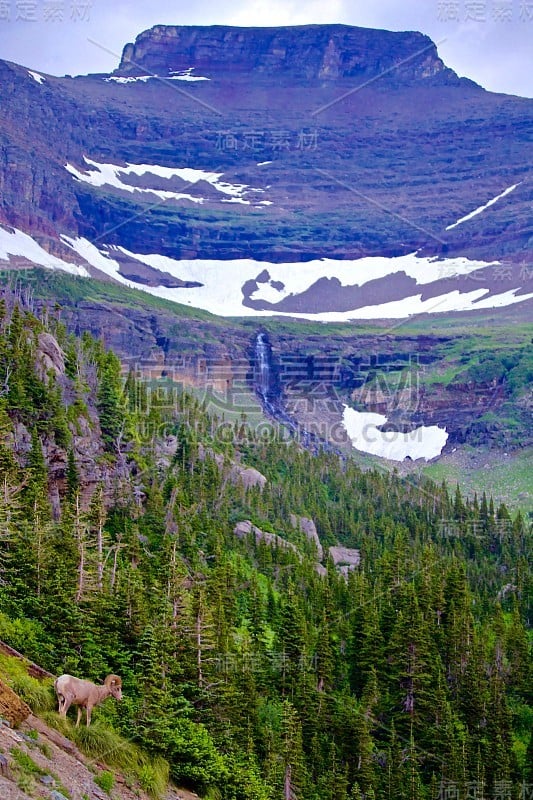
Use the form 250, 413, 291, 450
104, 674, 123, 700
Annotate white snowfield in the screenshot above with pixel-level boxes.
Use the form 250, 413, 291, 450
1, 226, 532, 321
65, 157, 263, 205
61, 236, 122, 279
104, 68, 210, 84
0, 225, 89, 276
62, 241, 533, 320
446, 183, 520, 230
28, 70, 46, 84
342, 406, 448, 462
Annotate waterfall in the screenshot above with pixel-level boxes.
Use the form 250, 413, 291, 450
251, 331, 344, 458
254, 332, 271, 400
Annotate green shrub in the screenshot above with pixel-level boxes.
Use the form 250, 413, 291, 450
154, 717, 227, 792
94, 770, 115, 794
0, 613, 53, 666
16, 773, 34, 793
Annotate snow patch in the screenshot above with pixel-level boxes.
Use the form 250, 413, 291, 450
104, 75, 152, 84
0, 225, 89, 276
61, 236, 123, 280
28, 70, 45, 84
446, 183, 520, 230
104, 68, 210, 84
108, 248, 533, 319
246, 253, 499, 304
65, 156, 264, 204
257, 161, 272, 166
65, 159, 205, 203
342, 406, 448, 462
168, 68, 210, 81
12, 228, 529, 321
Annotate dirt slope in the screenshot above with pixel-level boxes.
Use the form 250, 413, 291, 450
0, 701, 198, 800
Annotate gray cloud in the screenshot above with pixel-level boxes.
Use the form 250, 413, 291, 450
0, 0, 531, 96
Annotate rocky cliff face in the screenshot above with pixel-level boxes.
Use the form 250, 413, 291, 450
21, 275, 527, 454
118, 24, 457, 85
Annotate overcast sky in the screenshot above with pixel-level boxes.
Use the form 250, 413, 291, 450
0, 0, 531, 97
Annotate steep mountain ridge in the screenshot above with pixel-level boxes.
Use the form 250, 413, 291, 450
0, 23, 532, 320
0, 24, 531, 466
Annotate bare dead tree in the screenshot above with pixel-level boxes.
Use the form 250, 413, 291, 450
0, 365, 11, 397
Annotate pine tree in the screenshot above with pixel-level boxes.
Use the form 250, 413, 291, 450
505, 608, 531, 701
277, 583, 307, 697
97, 350, 127, 451
280, 700, 308, 799
386, 585, 440, 743
315, 607, 335, 693
66, 448, 80, 502
24, 427, 51, 521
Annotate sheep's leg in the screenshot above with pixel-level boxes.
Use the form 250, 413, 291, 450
86, 705, 92, 727
76, 706, 83, 727
58, 694, 70, 717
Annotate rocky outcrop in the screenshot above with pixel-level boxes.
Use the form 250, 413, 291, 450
230, 466, 267, 491
290, 514, 323, 560
10, 412, 114, 512
0, 708, 188, 800
0, 680, 31, 726
234, 520, 298, 554
329, 546, 361, 577
234, 519, 330, 577
197, 444, 267, 490
36, 333, 65, 380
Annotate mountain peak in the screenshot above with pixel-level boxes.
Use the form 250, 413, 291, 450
117, 23, 459, 85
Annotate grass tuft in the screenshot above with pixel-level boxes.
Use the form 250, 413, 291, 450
10, 674, 55, 713
0, 653, 55, 713
10, 746, 46, 775
137, 757, 170, 798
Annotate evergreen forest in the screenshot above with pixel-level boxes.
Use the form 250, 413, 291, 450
0, 294, 531, 800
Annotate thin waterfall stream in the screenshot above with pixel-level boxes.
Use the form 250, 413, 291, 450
254, 332, 271, 402
252, 332, 343, 456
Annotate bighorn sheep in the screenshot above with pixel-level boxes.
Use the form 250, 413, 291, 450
54, 674, 122, 727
